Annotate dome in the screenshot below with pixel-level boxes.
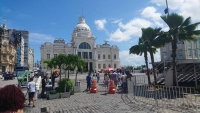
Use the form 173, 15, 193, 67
73, 17, 91, 34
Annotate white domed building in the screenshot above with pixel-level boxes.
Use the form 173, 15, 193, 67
40, 17, 120, 72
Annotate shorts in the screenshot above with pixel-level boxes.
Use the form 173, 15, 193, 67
104, 81, 109, 85
29, 92, 35, 99
114, 81, 118, 86
123, 82, 127, 88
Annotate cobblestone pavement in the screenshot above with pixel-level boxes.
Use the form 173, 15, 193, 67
24, 73, 157, 113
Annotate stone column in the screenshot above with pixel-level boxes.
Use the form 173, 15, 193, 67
88, 62, 90, 72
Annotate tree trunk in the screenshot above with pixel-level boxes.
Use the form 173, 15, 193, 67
65, 70, 66, 78
172, 38, 177, 86
144, 52, 151, 84
68, 70, 69, 79
149, 48, 157, 85
75, 70, 78, 86
59, 66, 61, 81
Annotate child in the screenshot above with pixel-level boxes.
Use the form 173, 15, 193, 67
104, 73, 109, 92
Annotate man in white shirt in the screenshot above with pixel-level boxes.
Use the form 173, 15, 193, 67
27, 78, 36, 107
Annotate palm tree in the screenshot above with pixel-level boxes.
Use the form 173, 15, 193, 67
141, 27, 167, 85
70, 54, 86, 86
161, 13, 200, 86
63, 54, 75, 79
51, 54, 67, 81
43, 59, 54, 79
129, 38, 151, 84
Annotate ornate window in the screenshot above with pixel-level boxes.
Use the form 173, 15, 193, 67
114, 54, 116, 59
103, 54, 105, 59
103, 64, 106, 68
79, 42, 91, 49
89, 52, 92, 59
78, 52, 81, 58
47, 54, 50, 59
83, 52, 88, 59
98, 54, 100, 59
98, 64, 101, 69
194, 50, 197, 57
108, 55, 110, 59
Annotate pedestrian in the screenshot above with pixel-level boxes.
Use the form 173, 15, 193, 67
122, 74, 127, 93
111, 71, 119, 90
104, 73, 109, 92
86, 72, 92, 91
0, 85, 26, 113
41, 74, 47, 98
93, 71, 96, 78
96, 71, 100, 83
27, 77, 36, 107
51, 71, 59, 88
118, 72, 122, 85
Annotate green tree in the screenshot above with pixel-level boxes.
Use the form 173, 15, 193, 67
43, 59, 54, 79
161, 13, 200, 86
51, 54, 67, 81
129, 38, 151, 84
141, 27, 166, 85
63, 54, 76, 79
69, 54, 86, 86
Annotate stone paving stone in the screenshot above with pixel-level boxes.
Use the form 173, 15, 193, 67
24, 77, 181, 113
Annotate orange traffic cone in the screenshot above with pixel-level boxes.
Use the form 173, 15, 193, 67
90, 79, 98, 93
108, 80, 116, 94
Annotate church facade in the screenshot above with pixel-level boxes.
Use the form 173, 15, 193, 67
40, 17, 120, 72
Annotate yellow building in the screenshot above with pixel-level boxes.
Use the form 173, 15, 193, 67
0, 24, 16, 73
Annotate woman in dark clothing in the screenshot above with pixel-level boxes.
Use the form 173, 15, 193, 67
41, 75, 47, 98
51, 72, 59, 88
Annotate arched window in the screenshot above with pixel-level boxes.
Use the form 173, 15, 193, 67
79, 42, 91, 49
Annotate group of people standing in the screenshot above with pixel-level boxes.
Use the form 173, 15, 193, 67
86, 70, 128, 93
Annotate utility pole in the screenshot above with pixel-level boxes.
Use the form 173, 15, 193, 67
165, 0, 170, 16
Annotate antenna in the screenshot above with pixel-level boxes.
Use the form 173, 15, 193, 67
3, 16, 6, 24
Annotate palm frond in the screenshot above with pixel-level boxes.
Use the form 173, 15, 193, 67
180, 17, 191, 27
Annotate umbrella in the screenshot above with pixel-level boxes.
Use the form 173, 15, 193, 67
104, 67, 114, 72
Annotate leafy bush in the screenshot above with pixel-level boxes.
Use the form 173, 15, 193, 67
58, 78, 74, 93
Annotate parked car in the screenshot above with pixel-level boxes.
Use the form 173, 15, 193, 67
4, 73, 15, 80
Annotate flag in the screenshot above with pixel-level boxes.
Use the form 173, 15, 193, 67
164, 8, 168, 14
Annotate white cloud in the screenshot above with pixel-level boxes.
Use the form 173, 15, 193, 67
150, 0, 184, 10
120, 49, 161, 67
141, 6, 164, 28
141, 6, 161, 21
109, 18, 152, 42
94, 19, 107, 30
162, 27, 169, 32
151, 0, 200, 22
179, 0, 200, 22
29, 33, 55, 44
112, 19, 122, 24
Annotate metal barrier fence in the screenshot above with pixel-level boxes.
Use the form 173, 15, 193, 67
128, 75, 200, 113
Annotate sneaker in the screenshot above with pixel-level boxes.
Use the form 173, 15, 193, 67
28, 103, 30, 105
33, 105, 35, 107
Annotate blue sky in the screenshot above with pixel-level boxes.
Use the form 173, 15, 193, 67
1, 0, 200, 67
